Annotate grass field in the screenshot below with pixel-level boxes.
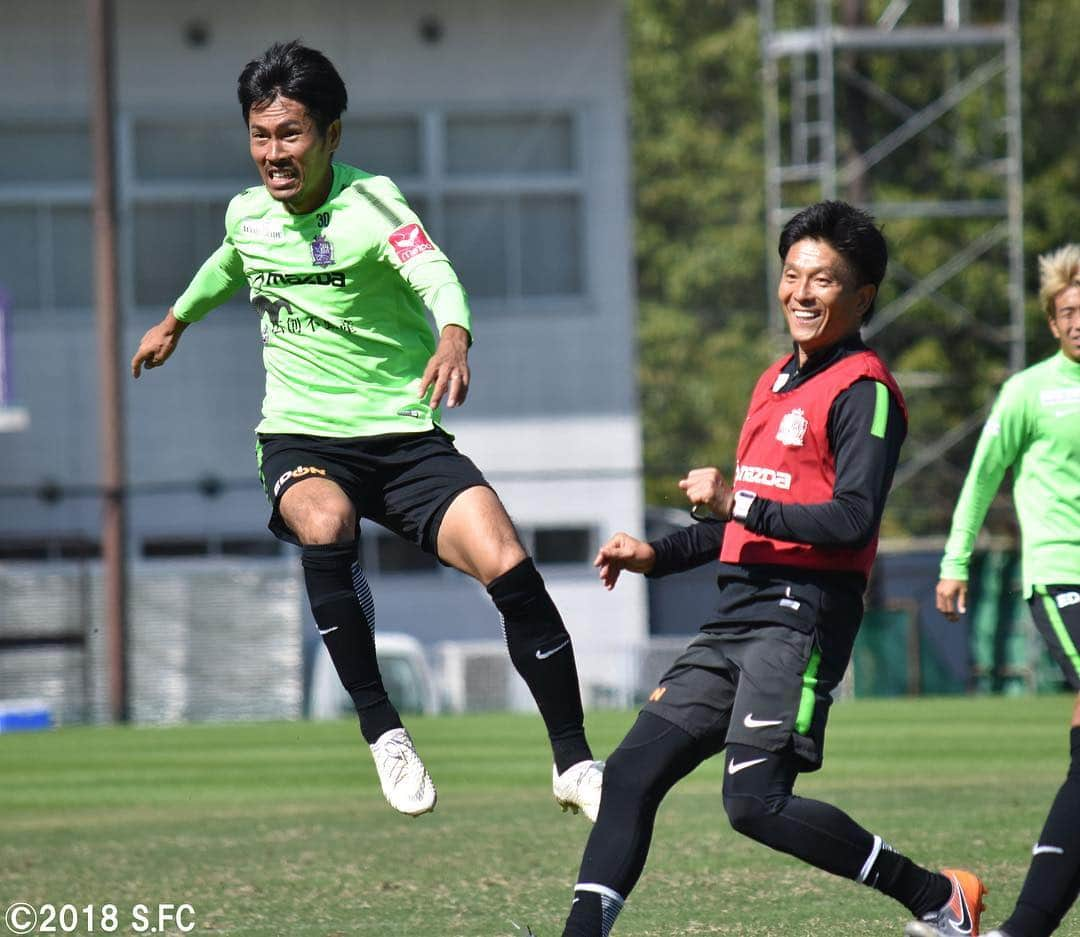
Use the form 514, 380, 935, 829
2, 695, 1078, 937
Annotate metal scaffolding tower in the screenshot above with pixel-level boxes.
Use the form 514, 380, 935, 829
759, 0, 1023, 493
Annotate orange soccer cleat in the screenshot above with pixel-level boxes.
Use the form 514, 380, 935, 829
904, 868, 987, 937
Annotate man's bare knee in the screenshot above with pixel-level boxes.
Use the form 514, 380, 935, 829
487, 538, 528, 580
280, 479, 355, 545
294, 512, 354, 545
438, 486, 527, 582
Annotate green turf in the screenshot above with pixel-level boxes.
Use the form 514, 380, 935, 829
1, 695, 1077, 936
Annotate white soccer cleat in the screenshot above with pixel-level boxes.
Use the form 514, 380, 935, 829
552, 759, 604, 822
369, 727, 437, 817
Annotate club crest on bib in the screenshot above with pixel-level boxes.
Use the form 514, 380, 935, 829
775, 408, 808, 447
310, 234, 334, 268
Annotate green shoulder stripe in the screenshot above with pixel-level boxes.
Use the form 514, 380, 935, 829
870, 381, 889, 439
352, 183, 405, 228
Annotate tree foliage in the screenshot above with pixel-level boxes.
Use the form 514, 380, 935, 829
629, 2, 777, 507
629, 0, 1078, 537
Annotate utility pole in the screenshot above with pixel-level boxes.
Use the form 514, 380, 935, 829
89, 0, 128, 722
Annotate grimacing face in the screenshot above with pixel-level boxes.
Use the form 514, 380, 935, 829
1049, 283, 1080, 364
778, 238, 876, 365
247, 95, 340, 215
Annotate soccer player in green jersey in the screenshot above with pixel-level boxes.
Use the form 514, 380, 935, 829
130, 40, 603, 821
928, 245, 1080, 937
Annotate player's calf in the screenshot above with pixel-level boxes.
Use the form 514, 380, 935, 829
301, 542, 402, 742
487, 558, 594, 774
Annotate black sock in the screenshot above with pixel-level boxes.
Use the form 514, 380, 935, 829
720, 743, 950, 919
301, 542, 401, 744
562, 887, 624, 937
562, 712, 703, 937
563, 889, 602, 937
1002, 726, 1080, 937
868, 848, 951, 919
487, 557, 591, 772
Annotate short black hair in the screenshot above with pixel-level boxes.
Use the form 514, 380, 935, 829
778, 201, 888, 321
237, 40, 347, 136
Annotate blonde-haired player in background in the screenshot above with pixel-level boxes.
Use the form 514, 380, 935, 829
931, 244, 1080, 937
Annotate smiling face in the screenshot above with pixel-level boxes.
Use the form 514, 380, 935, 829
778, 238, 876, 366
1049, 283, 1080, 363
247, 94, 340, 215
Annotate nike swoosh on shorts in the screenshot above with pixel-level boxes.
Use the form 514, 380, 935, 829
743, 713, 783, 728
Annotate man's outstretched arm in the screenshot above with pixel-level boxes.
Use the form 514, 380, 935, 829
594, 518, 727, 589
132, 239, 245, 378
131, 308, 188, 377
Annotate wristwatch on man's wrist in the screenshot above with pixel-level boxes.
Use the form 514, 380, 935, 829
731, 490, 756, 523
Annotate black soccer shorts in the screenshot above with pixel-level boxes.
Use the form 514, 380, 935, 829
256, 427, 491, 555
642, 620, 856, 771
1029, 585, 1080, 691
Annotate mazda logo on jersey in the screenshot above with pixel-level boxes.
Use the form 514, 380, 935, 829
254, 270, 346, 288
734, 463, 793, 490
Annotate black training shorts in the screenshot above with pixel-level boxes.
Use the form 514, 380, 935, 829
643, 621, 856, 771
1029, 585, 1080, 691
256, 427, 490, 555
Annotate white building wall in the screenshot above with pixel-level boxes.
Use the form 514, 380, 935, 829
0, 0, 644, 698
447, 414, 649, 687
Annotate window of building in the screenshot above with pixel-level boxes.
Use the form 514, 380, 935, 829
0, 537, 100, 561
125, 109, 583, 313
221, 537, 282, 558
141, 536, 281, 558
338, 116, 422, 177
445, 113, 574, 174
532, 526, 594, 565
0, 207, 44, 308
142, 537, 210, 558
0, 121, 93, 313
132, 200, 231, 307
133, 119, 252, 182
7, 121, 91, 182
371, 534, 440, 574
0, 108, 586, 315
0, 203, 94, 310
441, 113, 583, 303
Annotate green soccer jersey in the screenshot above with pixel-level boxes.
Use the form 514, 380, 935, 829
941, 351, 1080, 595
172, 163, 472, 437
